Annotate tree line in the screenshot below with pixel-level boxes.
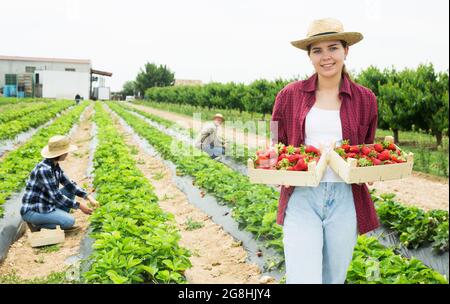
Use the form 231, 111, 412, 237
122, 63, 448, 145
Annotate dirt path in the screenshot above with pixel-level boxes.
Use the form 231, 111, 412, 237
368, 173, 449, 211
128, 103, 449, 212
0, 106, 94, 279
129, 103, 270, 149
107, 106, 266, 284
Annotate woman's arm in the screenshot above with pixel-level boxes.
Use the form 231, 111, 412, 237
38, 167, 80, 209
271, 90, 288, 145
60, 171, 88, 199
60, 171, 100, 208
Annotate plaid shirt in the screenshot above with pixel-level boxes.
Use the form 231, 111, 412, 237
21, 158, 87, 215
271, 73, 380, 234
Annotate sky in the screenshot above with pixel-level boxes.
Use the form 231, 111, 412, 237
1, 0, 449, 91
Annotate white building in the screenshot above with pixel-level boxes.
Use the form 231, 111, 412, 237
0, 55, 111, 100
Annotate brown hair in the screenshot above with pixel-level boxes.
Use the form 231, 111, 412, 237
307, 40, 350, 78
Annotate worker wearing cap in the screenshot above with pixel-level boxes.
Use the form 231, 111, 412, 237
21, 135, 100, 232
195, 113, 226, 159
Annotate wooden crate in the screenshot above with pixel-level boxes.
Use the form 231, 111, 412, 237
28, 226, 65, 248
247, 153, 328, 187
328, 136, 414, 184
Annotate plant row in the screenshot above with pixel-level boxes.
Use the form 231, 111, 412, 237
82, 102, 191, 284
0, 102, 89, 217
372, 191, 449, 252
0, 102, 60, 123
109, 101, 448, 284
0, 100, 74, 141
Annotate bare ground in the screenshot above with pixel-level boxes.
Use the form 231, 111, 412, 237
0, 106, 94, 279
129, 103, 449, 211
107, 106, 266, 284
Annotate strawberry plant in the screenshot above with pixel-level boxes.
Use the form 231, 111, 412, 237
83, 103, 191, 284
372, 191, 449, 252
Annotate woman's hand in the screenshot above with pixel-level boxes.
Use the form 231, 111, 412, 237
86, 195, 100, 209
79, 202, 93, 215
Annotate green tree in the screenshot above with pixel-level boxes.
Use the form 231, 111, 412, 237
412, 65, 449, 146
122, 80, 136, 97
135, 63, 175, 97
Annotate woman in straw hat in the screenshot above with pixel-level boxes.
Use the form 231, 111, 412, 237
271, 18, 379, 283
21, 135, 99, 232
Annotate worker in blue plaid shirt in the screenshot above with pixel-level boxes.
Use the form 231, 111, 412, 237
21, 135, 99, 232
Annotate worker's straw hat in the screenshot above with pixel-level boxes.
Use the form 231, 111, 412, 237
213, 113, 224, 121
41, 135, 77, 158
291, 18, 363, 51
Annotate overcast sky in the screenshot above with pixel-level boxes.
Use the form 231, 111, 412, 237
1, 0, 449, 91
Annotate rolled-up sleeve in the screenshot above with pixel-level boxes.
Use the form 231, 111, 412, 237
38, 167, 80, 209
271, 90, 288, 145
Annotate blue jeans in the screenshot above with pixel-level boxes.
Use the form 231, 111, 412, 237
203, 145, 224, 158
22, 187, 76, 230
283, 182, 357, 284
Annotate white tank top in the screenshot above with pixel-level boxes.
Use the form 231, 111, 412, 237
305, 106, 345, 183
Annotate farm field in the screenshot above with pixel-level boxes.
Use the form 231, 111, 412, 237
0, 97, 448, 284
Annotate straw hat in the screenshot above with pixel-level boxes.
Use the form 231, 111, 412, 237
291, 18, 363, 51
41, 135, 77, 158
213, 113, 224, 121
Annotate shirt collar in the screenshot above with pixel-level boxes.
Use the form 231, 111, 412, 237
43, 158, 60, 170
301, 73, 353, 98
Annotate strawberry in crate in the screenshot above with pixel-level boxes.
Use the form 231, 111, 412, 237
334, 139, 409, 167
254, 143, 321, 171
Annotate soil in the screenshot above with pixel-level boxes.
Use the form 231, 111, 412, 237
107, 106, 265, 284
129, 103, 449, 212
0, 106, 94, 280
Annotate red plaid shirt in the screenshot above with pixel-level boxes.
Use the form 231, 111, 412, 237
271, 73, 380, 234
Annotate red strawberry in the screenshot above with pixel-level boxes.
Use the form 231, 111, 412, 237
277, 153, 287, 161
287, 166, 294, 171
371, 158, 382, 166
349, 145, 360, 153
361, 145, 372, 156
382, 141, 396, 150
288, 154, 300, 163
346, 152, 357, 159
305, 145, 320, 155
378, 150, 391, 161
341, 139, 350, 152
293, 158, 308, 171
374, 143, 384, 153
294, 147, 301, 154
396, 149, 402, 156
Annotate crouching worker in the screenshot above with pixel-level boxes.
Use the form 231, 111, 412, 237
21, 135, 100, 232
195, 113, 226, 159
